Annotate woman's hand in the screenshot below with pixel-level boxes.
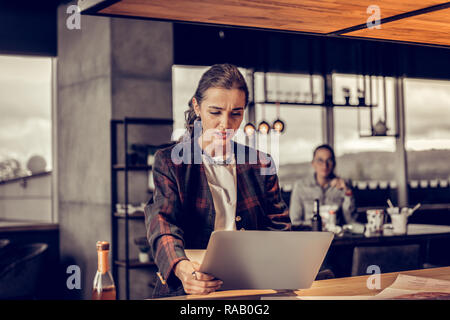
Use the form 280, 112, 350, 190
330, 177, 350, 193
174, 260, 223, 295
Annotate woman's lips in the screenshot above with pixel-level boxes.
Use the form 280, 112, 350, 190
214, 131, 230, 140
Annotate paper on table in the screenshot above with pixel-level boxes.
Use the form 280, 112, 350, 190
372, 274, 450, 300
293, 295, 373, 300
282, 274, 450, 300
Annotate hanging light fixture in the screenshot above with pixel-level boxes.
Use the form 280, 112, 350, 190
244, 122, 256, 136
244, 69, 257, 137
272, 102, 285, 133
258, 120, 270, 134
258, 87, 270, 134
358, 76, 396, 137
272, 119, 285, 133
373, 76, 388, 136
256, 72, 277, 134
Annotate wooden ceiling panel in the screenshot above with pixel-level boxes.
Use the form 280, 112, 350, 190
97, 0, 448, 34
344, 8, 450, 46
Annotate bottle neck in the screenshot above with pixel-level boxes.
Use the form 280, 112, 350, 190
313, 200, 319, 215
97, 250, 109, 274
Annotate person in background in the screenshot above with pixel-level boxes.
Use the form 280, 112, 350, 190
289, 144, 356, 229
145, 64, 290, 298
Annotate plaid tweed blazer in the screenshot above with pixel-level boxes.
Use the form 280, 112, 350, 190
144, 137, 291, 297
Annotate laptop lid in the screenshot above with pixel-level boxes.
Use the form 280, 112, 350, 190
197, 230, 334, 290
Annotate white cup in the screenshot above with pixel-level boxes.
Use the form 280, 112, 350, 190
366, 209, 385, 233
320, 205, 338, 229
138, 252, 150, 263
390, 213, 408, 234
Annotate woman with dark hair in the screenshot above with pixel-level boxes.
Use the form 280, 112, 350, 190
145, 64, 290, 298
289, 144, 356, 229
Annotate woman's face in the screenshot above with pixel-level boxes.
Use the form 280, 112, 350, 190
312, 148, 335, 179
193, 87, 245, 152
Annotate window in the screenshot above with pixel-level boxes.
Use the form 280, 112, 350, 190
404, 78, 450, 173
0, 55, 52, 181
172, 65, 209, 140
334, 74, 396, 183
254, 103, 322, 188
253, 72, 323, 188
404, 78, 450, 205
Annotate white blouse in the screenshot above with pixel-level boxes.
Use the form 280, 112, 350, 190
202, 154, 237, 231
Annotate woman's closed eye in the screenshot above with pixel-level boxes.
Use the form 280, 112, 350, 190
209, 111, 242, 116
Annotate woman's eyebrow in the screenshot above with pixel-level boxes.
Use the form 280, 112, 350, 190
207, 106, 244, 111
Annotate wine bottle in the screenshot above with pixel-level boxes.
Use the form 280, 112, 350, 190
92, 241, 116, 300
311, 199, 322, 231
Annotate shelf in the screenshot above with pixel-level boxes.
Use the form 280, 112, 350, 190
115, 259, 156, 269
359, 133, 399, 138
114, 211, 145, 219
111, 118, 172, 299
113, 164, 153, 171
257, 101, 378, 108
111, 118, 174, 125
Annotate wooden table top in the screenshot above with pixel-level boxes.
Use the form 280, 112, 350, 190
156, 266, 450, 300
295, 266, 450, 297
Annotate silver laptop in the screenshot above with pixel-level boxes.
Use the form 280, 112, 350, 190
197, 230, 334, 291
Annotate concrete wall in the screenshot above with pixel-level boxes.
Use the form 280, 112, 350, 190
0, 173, 52, 221
57, 2, 173, 299
57, 3, 112, 299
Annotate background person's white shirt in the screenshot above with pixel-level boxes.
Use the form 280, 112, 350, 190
202, 154, 237, 231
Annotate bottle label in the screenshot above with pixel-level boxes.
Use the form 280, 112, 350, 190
98, 250, 109, 274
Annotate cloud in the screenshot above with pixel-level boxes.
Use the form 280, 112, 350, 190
0, 55, 52, 170
404, 80, 450, 140
0, 79, 51, 120
0, 55, 51, 82
406, 139, 450, 151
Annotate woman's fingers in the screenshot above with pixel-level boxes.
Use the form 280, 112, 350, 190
184, 280, 223, 294
192, 271, 215, 281
330, 178, 337, 187
186, 277, 223, 288
331, 178, 346, 189
191, 261, 216, 280
175, 259, 223, 295
198, 279, 223, 288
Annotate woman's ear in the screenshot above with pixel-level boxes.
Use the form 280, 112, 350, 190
192, 98, 200, 116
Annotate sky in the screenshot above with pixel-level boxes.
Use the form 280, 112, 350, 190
0, 55, 52, 171
0, 58, 449, 173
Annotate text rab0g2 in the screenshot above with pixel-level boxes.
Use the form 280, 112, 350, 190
179, 304, 270, 317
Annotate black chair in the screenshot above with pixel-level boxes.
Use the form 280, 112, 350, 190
0, 243, 48, 299
351, 244, 421, 276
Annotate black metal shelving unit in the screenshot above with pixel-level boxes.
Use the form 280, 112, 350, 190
110, 117, 173, 300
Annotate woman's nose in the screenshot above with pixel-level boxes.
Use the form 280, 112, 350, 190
219, 115, 231, 129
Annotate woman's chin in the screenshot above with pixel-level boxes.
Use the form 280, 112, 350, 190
212, 137, 232, 145
317, 171, 331, 179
